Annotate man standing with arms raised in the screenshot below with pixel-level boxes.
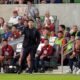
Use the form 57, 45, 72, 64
18, 19, 40, 74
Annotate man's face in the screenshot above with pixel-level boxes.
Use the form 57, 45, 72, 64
59, 26, 64, 31
73, 26, 78, 32
28, 21, 34, 28
44, 40, 49, 46
43, 29, 49, 36
46, 19, 51, 25
13, 13, 18, 17
71, 36, 75, 41
12, 27, 16, 32
58, 32, 63, 38
24, 21, 28, 27
18, 19, 22, 24
3, 41, 8, 46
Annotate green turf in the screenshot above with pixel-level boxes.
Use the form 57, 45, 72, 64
0, 74, 80, 80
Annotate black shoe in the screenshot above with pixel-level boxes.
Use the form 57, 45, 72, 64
26, 68, 32, 74
34, 70, 38, 73
17, 68, 23, 74
39, 68, 45, 73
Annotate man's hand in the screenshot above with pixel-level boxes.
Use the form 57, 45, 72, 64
0, 56, 4, 61
70, 52, 75, 59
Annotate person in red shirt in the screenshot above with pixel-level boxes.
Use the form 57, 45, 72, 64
35, 39, 53, 72
0, 39, 14, 67
45, 19, 55, 32
11, 25, 20, 40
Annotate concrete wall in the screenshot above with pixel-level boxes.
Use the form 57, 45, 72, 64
0, 4, 80, 27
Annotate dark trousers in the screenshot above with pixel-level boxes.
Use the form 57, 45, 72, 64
20, 47, 35, 71
35, 57, 50, 71
35, 57, 45, 71
69, 58, 74, 72
69, 54, 80, 72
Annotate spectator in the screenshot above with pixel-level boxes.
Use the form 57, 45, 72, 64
49, 31, 57, 46
55, 31, 67, 46
35, 39, 53, 72
27, 1, 39, 20
68, 38, 80, 73
36, 17, 42, 31
54, 31, 67, 64
0, 39, 14, 69
59, 25, 70, 39
15, 17, 24, 31
0, 0, 5, 4
66, 33, 75, 53
0, 17, 5, 35
8, 10, 20, 25
54, 0, 62, 3
44, 11, 54, 26
70, 25, 80, 38
11, 25, 20, 40
41, 27, 50, 43
45, 19, 55, 31
40, 0, 46, 4
1, 27, 12, 41
23, 20, 28, 28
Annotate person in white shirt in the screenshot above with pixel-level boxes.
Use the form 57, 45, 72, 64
44, 11, 54, 26
8, 10, 20, 25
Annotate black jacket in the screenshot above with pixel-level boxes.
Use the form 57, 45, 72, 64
22, 27, 40, 49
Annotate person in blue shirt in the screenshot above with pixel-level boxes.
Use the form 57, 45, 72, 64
1, 27, 12, 41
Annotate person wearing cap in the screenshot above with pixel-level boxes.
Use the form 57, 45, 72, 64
8, 10, 20, 25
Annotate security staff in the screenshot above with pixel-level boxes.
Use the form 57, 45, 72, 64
18, 19, 40, 74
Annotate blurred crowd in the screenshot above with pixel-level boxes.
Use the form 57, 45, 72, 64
0, 0, 74, 4
0, 1, 80, 74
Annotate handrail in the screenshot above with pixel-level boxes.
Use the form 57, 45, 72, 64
61, 37, 79, 74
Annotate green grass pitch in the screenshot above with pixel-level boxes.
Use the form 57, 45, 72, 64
0, 74, 80, 80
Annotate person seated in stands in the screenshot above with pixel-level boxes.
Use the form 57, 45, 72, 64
67, 38, 80, 73
1, 27, 12, 41
70, 25, 80, 38
54, 31, 67, 64
15, 16, 24, 31
66, 33, 75, 54
49, 31, 57, 46
59, 25, 70, 39
36, 17, 42, 32
45, 19, 55, 32
11, 25, 20, 40
72, 38, 80, 73
22, 20, 28, 29
55, 31, 67, 47
44, 11, 54, 26
14, 0, 25, 4
40, 0, 46, 4
63, 33, 75, 65
35, 39, 53, 72
0, 39, 14, 70
41, 27, 50, 42
0, 17, 5, 35
8, 10, 20, 25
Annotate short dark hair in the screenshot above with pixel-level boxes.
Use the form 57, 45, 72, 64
28, 19, 34, 22
59, 25, 65, 30
3, 39, 8, 42
12, 25, 17, 28
58, 31, 63, 34
44, 38, 49, 42
70, 33, 75, 37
